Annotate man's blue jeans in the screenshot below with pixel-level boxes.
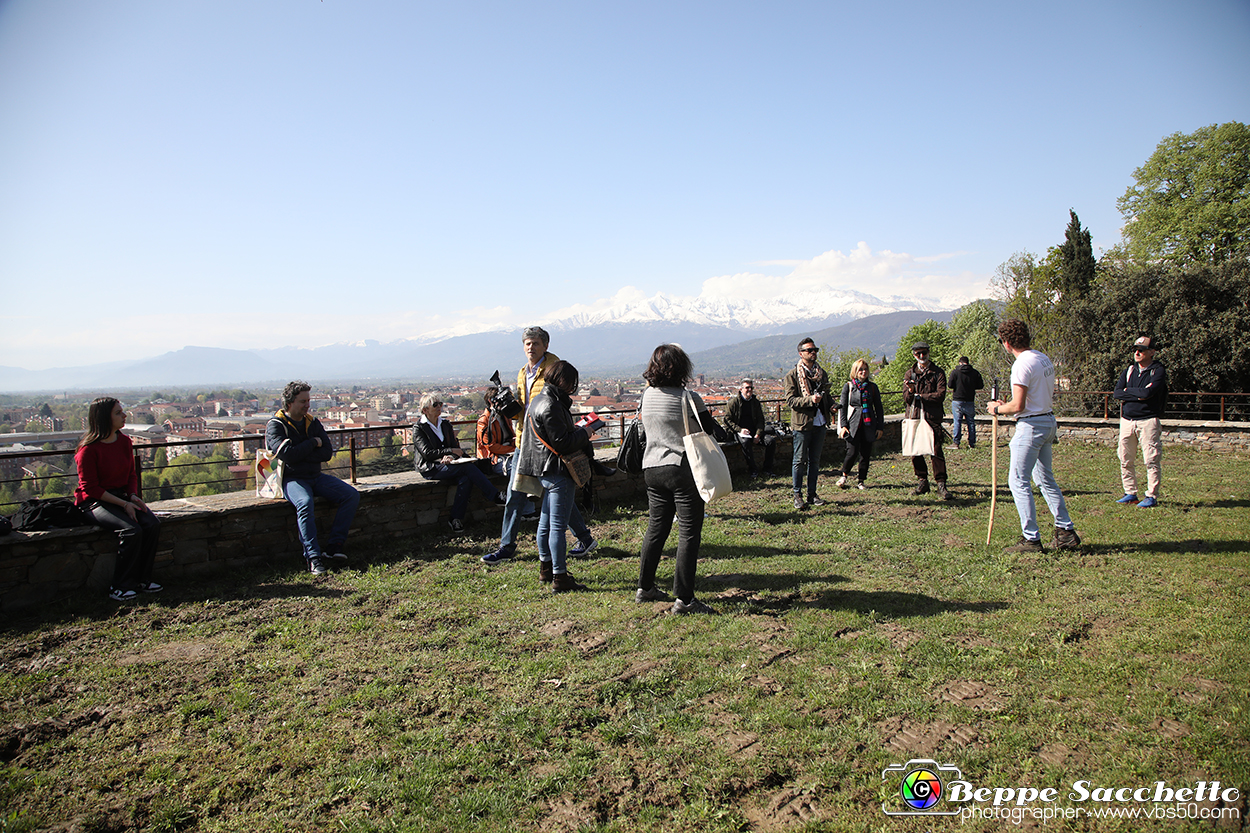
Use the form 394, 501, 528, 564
952, 400, 977, 447
537, 472, 576, 574
285, 474, 360, 562
792, 424, 827, 498
1008, 415, 1074, 541
499, 457, 587, 553
497, 455, 536, 550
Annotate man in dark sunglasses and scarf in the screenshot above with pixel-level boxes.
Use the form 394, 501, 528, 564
784, 338, 832, 510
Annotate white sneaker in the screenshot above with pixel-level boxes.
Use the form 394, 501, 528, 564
670, 598, 716, 615
836, 475, 848, 488
856, 482, 867, 490
635, 586, 667, 603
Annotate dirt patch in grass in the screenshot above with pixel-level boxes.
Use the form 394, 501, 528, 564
0, 707, 110, 764
938, 680, 1006, 711
880, 717, 981, 755
876, 621, 923, 650
741, 787, 822, 831
114, 639, 221, 666
1151, 716, 1191, 738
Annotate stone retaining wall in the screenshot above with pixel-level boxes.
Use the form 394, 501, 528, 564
4, 415, 1248, 613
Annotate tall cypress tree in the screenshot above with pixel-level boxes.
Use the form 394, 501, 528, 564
1057, 209, 1095, 300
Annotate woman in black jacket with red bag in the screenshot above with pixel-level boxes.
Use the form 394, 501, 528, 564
513, 360, 597, 593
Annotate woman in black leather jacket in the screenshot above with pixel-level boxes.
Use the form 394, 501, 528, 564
514, 360, 596, 593
413, 393, 504, 532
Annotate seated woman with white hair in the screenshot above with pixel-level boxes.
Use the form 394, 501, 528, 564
413, 393, 505, 532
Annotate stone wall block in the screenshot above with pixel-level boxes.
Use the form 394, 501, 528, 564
0, 565, 29, 584
87, 553, 113, 593
172, 539, 210, 565
28, 551, 91, 585
3, 582, 59, 613
0, 551, 40, 568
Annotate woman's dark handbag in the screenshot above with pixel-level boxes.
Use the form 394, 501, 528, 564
616, 419, 646, 474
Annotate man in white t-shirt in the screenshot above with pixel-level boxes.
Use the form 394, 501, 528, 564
986, 319, 1080, 552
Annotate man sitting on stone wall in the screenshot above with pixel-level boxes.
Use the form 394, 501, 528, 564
266, 381, 360, 576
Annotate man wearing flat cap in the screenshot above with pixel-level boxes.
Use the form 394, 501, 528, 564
1112, 335, 1167, 508
903, 341, 950, 499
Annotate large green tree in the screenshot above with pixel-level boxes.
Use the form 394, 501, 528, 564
946, 301, 1001, 370
1080, 259, 1250, 413
1116, 122, 1250, 267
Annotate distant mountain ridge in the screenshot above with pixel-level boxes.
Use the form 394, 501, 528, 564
0, 287, 964, 391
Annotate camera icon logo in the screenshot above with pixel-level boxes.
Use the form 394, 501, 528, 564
882, 759, 963, 816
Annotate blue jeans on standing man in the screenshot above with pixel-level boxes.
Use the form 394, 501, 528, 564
952, 400, 977, 447
1008, 415, 1074, 542
792, 424, 828, 499
498, 456, 588, 556
495, 455, 536, 550
284, 473, 360, 562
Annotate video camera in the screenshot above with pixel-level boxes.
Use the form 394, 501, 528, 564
487, 370, 523, 419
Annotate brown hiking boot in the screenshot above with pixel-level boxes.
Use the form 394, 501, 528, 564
912, 478, 930, 495
935, 481, 950, 500
1053, 526, 1082, 551
1003, 536, 1045, 554
551, 572, 588, 593
539, 561, 553, 583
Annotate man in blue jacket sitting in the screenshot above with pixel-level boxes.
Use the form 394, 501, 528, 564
266, 381, 360, 575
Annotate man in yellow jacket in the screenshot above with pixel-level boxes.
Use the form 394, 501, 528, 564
482, 327, 597, 568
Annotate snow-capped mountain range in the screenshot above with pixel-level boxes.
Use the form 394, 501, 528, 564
0, 287, 963, 391
415, 286, 952, 344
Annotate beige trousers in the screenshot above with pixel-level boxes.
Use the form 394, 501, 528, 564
1118, 417, 1162, 499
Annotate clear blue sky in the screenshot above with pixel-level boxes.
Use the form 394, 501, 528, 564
1, 0, 1247, 370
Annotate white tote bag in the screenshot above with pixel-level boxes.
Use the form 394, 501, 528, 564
900, 418, 935, 457
681, 390, 733, 504
255, 439, 289, 499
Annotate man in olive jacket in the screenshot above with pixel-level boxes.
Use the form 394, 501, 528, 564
783, 338, 832, 510
903, 342, 950, 499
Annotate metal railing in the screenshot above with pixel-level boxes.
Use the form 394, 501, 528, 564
3, 391, 1245, 512
0, 398, 782, 511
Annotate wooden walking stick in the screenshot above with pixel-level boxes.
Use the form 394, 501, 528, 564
986, 378, 999, 545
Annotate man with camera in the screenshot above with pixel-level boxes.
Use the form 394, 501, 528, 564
476, 382, 537, 518
481, 327, 597, 566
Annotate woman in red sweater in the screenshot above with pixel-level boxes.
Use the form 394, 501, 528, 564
74, 397, 162, 601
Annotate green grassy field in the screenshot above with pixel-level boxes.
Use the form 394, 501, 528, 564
2, 443, 1248, 832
